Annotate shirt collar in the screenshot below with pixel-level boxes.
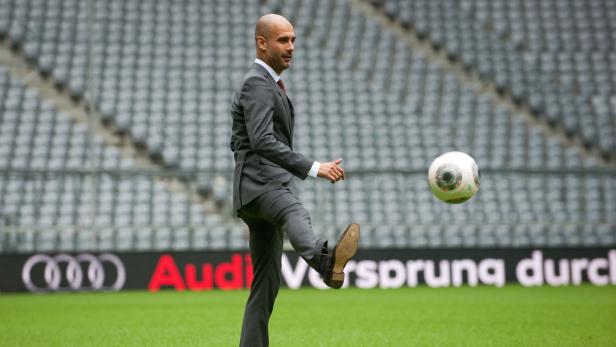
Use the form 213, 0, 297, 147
254, 58, 281, 82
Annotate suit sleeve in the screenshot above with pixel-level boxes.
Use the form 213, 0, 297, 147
241, 76, 314, 179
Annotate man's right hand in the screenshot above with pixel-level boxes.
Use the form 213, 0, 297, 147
318, 159, 345, 184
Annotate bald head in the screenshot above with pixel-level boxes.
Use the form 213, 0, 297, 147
255, 14, 293, 42
254, 14, 296, 74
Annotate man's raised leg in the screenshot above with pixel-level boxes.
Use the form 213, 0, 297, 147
256, 189, 360, 288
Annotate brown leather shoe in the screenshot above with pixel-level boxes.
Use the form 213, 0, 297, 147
324, 223, 360, 289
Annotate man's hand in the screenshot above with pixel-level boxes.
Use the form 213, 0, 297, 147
318, 159, 345, 184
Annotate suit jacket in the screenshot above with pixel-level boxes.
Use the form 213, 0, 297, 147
230, 63, 313, 210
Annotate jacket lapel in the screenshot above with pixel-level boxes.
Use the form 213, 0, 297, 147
253, 64, 291, 115
253, 63, 294, 142
287, 95, 294, 147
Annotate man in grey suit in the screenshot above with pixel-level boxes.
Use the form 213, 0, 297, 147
230, 13, 360, 347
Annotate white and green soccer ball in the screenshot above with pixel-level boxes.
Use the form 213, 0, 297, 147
428, 151, 480, 204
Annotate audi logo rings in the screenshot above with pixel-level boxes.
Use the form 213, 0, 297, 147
21, 253, 126, 292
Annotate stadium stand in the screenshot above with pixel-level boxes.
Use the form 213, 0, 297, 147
1, 0, 251, 172
369, 0, 616, 156
259, 0, 615, 246
0, 66, 245, 252
1, 0, 604, 169
0, 0, 614, 250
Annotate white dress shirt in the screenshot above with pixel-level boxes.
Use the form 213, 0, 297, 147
254, 58, 320, 178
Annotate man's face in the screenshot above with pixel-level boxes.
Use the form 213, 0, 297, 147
258, 23, 295, 74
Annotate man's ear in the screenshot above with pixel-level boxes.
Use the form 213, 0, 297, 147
256, 35, 267, 51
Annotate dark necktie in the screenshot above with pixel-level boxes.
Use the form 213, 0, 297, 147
277, 79, 286, 94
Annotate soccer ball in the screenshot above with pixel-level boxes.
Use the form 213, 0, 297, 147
428, 151, 480, 204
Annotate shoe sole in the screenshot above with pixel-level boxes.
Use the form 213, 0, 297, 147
330, 223, 360, 286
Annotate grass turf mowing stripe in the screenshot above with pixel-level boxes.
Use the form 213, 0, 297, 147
0, 285, 614, 346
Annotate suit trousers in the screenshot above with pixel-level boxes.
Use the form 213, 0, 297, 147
238, 188, 327, 347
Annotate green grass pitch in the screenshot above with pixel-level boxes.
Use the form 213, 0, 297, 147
1, 285, 615, 346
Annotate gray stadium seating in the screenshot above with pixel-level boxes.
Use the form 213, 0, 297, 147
0, 66, 243, 252
0, 0, 614, 250
370, 0, 616, 155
